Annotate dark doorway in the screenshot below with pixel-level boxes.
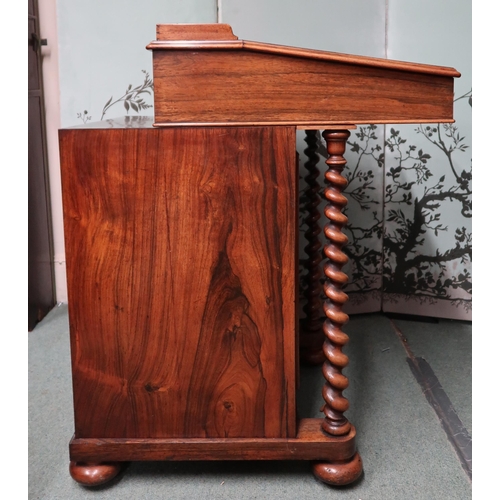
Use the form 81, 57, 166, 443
28, 0, 55, 330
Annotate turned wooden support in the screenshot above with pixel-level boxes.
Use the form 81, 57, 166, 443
320, 130, 352, 437
300, 130, 326, 365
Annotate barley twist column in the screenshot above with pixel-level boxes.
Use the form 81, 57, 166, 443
300, 130, 326, 364
320, 129, 351, 436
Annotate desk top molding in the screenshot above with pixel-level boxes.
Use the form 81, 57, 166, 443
147, 23, 460, 78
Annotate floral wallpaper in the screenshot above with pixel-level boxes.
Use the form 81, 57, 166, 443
297, 91, 472, 321
77, 70, 154, 124
381, 92, 472, 319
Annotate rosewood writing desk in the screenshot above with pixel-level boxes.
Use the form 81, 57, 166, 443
59, 24, 460, 487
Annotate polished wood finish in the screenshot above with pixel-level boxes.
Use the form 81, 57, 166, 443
312, 452, 363, 486
60, 125, 297, 440
300, 130, 326, 365
156, 23, 237, 41
150, 24, 459, 77
241, 42, 459, 77
151, 51, 455, 126
61, 24, 461, 488
320, 130, 352, 437
69, 461, 122, 487
70, 419, 357, 463
149, 25, 458, 127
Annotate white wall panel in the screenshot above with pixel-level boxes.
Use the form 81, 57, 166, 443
58, 0, 217, 127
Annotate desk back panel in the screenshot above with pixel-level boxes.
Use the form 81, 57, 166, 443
59, 125, 298, 439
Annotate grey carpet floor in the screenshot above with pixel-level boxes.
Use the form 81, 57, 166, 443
29, 305, 471, 499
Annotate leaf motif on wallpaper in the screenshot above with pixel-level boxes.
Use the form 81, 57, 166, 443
455, 89, 472, 108
340, 125, 385, 293
298, 125, 384, 297
100, 70, 154, 120
76, 110, 91, 124
297, 90, 472, 311
383, 91, 472, 301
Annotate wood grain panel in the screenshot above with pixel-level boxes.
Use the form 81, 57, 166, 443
152, 50, 455, 125
59, 126, 297, 439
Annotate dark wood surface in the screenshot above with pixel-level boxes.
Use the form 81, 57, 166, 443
59, 125, 298, 440
69, 419, 357, 463
299, 130, 325, 364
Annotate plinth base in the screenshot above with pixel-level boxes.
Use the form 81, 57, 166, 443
69, 418, 361, 487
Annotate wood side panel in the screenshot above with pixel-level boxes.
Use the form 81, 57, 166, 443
59, 126, 297, 439
152, 51, 455, 125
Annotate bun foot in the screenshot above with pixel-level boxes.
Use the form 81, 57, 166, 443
69, 461, 122, 486
312, 452, 363, 486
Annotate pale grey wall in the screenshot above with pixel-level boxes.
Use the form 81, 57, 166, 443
387, 0, 472, 160
220, 0, 386, 56
57, 0, 217, 127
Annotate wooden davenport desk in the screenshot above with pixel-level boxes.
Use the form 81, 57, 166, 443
59, 24, 460, 487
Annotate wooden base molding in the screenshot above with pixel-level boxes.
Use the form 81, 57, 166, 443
70, 419, 357, 465
69, 419, 359, 487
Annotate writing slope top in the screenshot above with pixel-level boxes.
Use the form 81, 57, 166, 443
147, 23, 460, 127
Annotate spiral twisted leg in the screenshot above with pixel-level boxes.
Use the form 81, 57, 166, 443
320, 130, 352, 437
300, 130, 326, 365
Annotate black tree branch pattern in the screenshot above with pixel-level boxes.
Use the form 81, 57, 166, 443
298, 90, 472, 316
100, 70, 153, 120
299, 125, 385, 308
76, 70, 154, 123
383, 92, 472, 303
